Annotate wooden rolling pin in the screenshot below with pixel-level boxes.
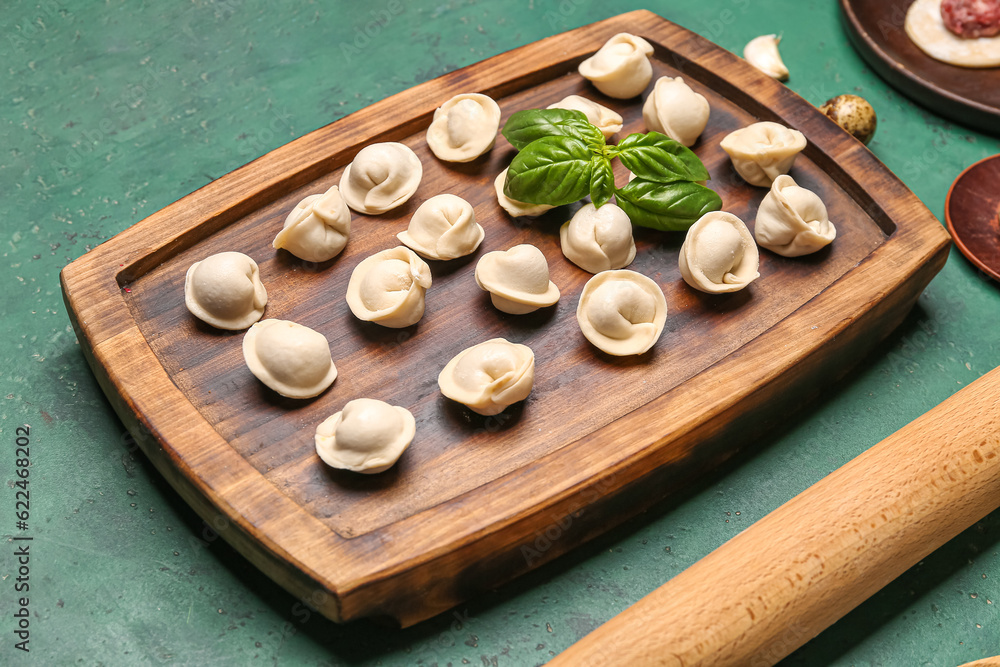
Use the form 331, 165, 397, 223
553, 365, 1000, 667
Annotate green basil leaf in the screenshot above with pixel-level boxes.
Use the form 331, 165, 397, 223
589, 157, 615, 209
502, 108, 605, 151
614, 178, 722, 231
504, 136, 593, 206
616, 132, 711, 183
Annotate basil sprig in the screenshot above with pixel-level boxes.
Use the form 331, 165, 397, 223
589, 156, 615, 208
501, 109, 720, 230
616, 132, 710, 183
505, 136, 594, 206
502, 108, 605, 150
615, 178, 723, 232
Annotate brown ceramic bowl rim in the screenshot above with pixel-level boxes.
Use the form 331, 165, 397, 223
944, 153, 1000, 282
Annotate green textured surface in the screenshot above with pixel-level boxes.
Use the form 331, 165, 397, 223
1, 0, 999, 664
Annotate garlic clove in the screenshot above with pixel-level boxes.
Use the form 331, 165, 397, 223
743, 34, 789, 81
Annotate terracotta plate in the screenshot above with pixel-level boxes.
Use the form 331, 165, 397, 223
946, 154, 1000, 280
840, 0, 1000, 135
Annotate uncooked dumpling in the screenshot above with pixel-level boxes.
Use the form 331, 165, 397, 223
315, 398, 415, 474
475, 244, 560, 314
242, 319, 337, 399
547, 95, 623, 138
494, 168, 556, 218
346, 246, 432, 328
678, 211, 759, 293
576, 270, 667, 356
641, 76, 711, 147
273, 185, 351, 262
720, 121, 807, 187
397, 194, 484, 260
184, 251, 267, 330
426, 93, 502, 162
755, 175, 836, 257
438, 338, 535, 416
560, 203, 636, 274
578, 33, 654, 99
339, 142, 422, 214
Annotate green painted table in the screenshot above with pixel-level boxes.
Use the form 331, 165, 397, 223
2, 0, 998, 664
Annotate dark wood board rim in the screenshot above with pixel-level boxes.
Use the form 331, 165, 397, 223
839, 0, 1000, 136
61, 10, 952, 625
945, 153, 1000, 281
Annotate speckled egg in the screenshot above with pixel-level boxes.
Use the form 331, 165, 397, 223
819, 94, 877, 145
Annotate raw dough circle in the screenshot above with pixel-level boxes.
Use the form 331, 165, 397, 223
906, 0, 1000, 68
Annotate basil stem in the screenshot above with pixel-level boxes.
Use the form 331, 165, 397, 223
504, 136, 594, 206
502, 108, 605, 151
616, 132, 710, 183
614, 178, 722, 231
589, 157, 615, 209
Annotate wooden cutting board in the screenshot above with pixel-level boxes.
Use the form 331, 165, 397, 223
60, 10, 950, 627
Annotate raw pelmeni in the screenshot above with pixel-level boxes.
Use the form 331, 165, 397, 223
475, 244, 560, 314
397, 194, 484, 260
315, 398, 415, 474
426, 93, 502, 162
546, 95, 623, 138
346, 247, 432, 328
494, 168, 555, 218
755, 175, 836, 257
560, 203, 636, 274
578, 33, 654, 99
720, 121, 807, 187
678, 211, 759, 293
339, 142, 422, 214
576, 270, 667, 356
272, 186, 351, 262
184, 251, 267, 330
242, 319, 337, 399
438, 338, 535, 416
641, 76, 711, 147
